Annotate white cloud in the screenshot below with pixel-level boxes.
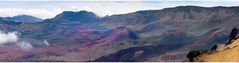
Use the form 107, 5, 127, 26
43, 40, 50, 46
64, 1, 239, 17
0, 1, 239, 19
0, 8, 63, 19
17, 41, 33, 50
0, 31, 34, 50
0, 31, 18, 44
65, 2, 152, 17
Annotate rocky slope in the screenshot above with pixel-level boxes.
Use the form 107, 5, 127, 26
187, 28, 239, 62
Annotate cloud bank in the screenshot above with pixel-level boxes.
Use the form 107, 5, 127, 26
0, 31, 34, 50
0, 1, 239, 19
0, 8, 62, 19
0, 31, 18, 44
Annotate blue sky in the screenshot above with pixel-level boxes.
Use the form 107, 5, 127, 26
0, 1, 239, 19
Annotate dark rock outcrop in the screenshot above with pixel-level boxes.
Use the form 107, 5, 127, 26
186, 50, 208, 62
226, 27, 239, 45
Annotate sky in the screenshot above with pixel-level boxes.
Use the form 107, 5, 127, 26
0, 1, 239, 19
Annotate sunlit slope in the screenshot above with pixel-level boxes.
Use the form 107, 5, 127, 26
189, 36, 239, 62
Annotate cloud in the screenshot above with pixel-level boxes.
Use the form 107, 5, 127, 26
17, 41, 33, 50
0, 8, 63, 19
0, 31, 18, 44
0, 31, 34, 50
43, 40, 50, 46
1, 1, 239, 19
65, 2, 152, 17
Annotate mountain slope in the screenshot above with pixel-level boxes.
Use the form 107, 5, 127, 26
187, 28, 239, 62
5, 15, 43, 22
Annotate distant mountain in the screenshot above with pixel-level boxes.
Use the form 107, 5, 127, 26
5, 15, 43, 22
102, 6, 239, 30
51, 11, 100, 24
0, 17, 21, 32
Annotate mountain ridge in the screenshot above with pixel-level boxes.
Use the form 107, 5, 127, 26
5, 15, 43, 22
